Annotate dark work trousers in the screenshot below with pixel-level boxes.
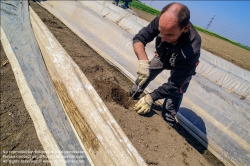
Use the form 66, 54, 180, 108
131, 56, 184, 126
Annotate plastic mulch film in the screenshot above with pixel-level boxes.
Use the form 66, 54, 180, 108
39, 1, 250, 165
0, 1, 90, 165
30, 6, 146, 166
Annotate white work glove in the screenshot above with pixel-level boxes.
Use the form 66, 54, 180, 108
137, 60, 150, 87
134, 94, 153, 114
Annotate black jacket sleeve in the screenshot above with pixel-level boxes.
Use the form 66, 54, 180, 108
133, 16, 160, 46
150, 52, 200, 101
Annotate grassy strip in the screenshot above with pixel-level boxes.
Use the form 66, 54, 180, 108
129, 1, 160, 15
128, 0, 250, 51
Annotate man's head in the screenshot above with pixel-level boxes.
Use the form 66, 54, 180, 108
159, 3, 190, 44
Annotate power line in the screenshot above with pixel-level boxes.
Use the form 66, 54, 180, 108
205, 15, 215, 30
213, 19, 250, 38
193, 15, 248, 37
196, 22, 249, 43
190, 13, 249, 45
210, 23, 250, 40
208, 25, 249, 44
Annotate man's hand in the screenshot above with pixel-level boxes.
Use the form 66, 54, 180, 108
134, 94, 153, 114
137, 60, 150, 87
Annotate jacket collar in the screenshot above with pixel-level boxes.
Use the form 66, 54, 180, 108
171, 32, 189, 53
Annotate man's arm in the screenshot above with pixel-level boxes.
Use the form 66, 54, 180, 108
132, 16, 160, 87
133, 16, 160, 60
133, 42, 148, 60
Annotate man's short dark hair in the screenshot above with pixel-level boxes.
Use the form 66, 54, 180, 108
160, 2, 190, 29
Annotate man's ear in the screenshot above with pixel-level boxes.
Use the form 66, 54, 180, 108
182, 25, 190, 33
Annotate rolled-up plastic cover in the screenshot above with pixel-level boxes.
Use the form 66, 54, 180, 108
0, 1, 90, 165
38, 1, 250, 165
29, 6, 146, 166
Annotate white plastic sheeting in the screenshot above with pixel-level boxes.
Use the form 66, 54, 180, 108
80, 1, 155, 46
39, 1, 250, 166
80, 1, 148, 36
80, 0, 250, 103
198, 49, 250, 101
30, 7, 146, 166
0, 1, 90, 165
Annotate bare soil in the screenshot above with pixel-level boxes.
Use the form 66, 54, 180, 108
0, 2, 227, 166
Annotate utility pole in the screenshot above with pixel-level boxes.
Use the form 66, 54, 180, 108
205, 15, 215, 30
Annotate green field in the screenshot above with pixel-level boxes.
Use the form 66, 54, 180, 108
130, 0, 160, 15
128, 0, 250, 51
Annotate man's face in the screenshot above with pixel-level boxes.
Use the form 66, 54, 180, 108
159, 12, 189, 44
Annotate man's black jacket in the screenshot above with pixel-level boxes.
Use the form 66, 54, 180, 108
133, 16, 201, 101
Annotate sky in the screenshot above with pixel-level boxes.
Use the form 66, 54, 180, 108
141, 1, 250, 47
